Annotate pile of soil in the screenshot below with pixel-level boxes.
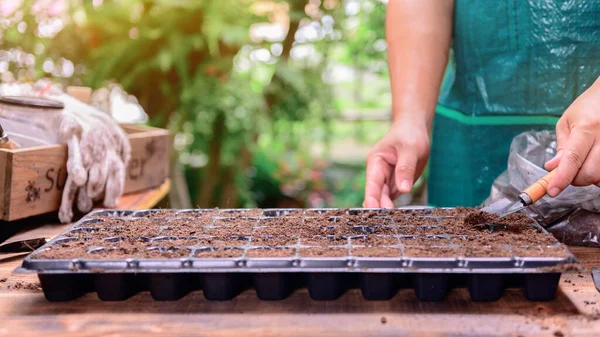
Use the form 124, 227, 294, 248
463, 210, 535, 228
32, 207, 569, 260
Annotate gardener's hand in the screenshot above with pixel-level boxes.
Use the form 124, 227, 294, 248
364, 117, 430, 208
545, 78, 600, 195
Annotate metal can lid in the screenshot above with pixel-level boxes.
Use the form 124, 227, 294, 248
0, 124, 7, 144
0, 95, 64, 109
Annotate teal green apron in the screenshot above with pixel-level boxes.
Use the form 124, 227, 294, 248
428, 0, 600, 207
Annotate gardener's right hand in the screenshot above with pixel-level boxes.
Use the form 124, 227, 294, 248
363, 116, 431, 208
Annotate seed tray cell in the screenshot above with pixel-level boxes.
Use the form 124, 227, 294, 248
19, 208, 577, 303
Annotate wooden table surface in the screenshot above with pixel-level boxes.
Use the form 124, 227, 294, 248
0, 245, 596, 337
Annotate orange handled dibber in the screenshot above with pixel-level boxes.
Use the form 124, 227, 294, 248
519, 169, 557, 206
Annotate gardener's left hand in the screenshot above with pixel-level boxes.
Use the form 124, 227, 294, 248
545, 77, 600, 196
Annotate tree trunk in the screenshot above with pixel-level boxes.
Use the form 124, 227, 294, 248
217, 166, 237, 208
195, 114, 225, 207
201, 1, 306, 209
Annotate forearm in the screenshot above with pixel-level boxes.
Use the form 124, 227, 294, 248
386, 0, 454, 129
591, 76, 600, 92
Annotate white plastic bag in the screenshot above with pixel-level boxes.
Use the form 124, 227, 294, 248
484, 130, 600, 226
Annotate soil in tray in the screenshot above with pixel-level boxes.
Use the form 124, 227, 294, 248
351, 247, 401, 257
33, 207, 569, 260
512, 246, 572, 258
34, 244, 193, 259
463, 211, 536, 227
252, 235, 298, 246
403, 246, 465, 257
219, 209, 264, 217
246, 247, 296, 257
208, 226, 254, 236
299, 247, 348, 257
213, 218, 258, 227
300, 236, 348, 246
195, 247, 244, 258
365, 236, 399, 246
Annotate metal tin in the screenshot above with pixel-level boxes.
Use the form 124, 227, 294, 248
0, 96, 64, 109
0, 123, 8, 144
0, 95, 64, 145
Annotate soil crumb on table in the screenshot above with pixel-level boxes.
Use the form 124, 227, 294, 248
8, 281, 41, 290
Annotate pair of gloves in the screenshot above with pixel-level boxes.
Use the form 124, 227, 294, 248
0, 80, 133, 223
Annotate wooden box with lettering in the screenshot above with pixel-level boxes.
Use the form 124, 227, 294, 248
0, 124, 170, 221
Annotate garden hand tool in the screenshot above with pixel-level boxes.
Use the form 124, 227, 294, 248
482, 169, 557, 217
0, 123, 17, 149
593, 268, 600, 293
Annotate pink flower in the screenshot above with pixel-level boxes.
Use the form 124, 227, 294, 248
1, 0, 21, 17
31, 0, 66, 17
310, 169, 323, 180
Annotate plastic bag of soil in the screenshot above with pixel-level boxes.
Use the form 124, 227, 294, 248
546, 209, 600, 247
483, 130, 600, 246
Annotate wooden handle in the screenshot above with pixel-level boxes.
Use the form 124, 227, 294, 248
0, 142, 18, 150
66, 86, 92, 104
522, 169, 557, 204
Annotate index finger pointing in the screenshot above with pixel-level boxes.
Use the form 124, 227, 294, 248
364, 156, 392, 208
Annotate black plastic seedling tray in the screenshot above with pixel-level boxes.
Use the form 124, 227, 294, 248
17, 208, 577, 303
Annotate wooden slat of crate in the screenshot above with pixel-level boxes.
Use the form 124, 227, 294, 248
0, 124, 170, 221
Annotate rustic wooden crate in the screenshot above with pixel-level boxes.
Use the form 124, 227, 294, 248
0, 124, 171, 221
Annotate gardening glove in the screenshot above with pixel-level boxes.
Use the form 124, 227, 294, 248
0, 80, 131, 223
89, 82, 148, 123
52, 92, 131, 223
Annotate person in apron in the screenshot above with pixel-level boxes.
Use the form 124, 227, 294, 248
364, 0, 600, 208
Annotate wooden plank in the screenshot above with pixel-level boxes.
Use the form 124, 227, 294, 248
0, 246, 598, 336
0, 286, 597, 336
122, 126, 171, 194
7, 145, 67, 220
0, 125, 170, 221
0, 151, 8, 219
1, 312, 597, 337
0, 181, 170, 253
116, 179, 170, 210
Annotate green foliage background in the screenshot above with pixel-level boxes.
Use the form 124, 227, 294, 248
0, 0, 396, 208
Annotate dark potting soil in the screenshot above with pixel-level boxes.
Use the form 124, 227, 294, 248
32, 208, 567, 260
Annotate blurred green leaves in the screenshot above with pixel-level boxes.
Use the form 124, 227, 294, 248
1, 0, 393, 208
